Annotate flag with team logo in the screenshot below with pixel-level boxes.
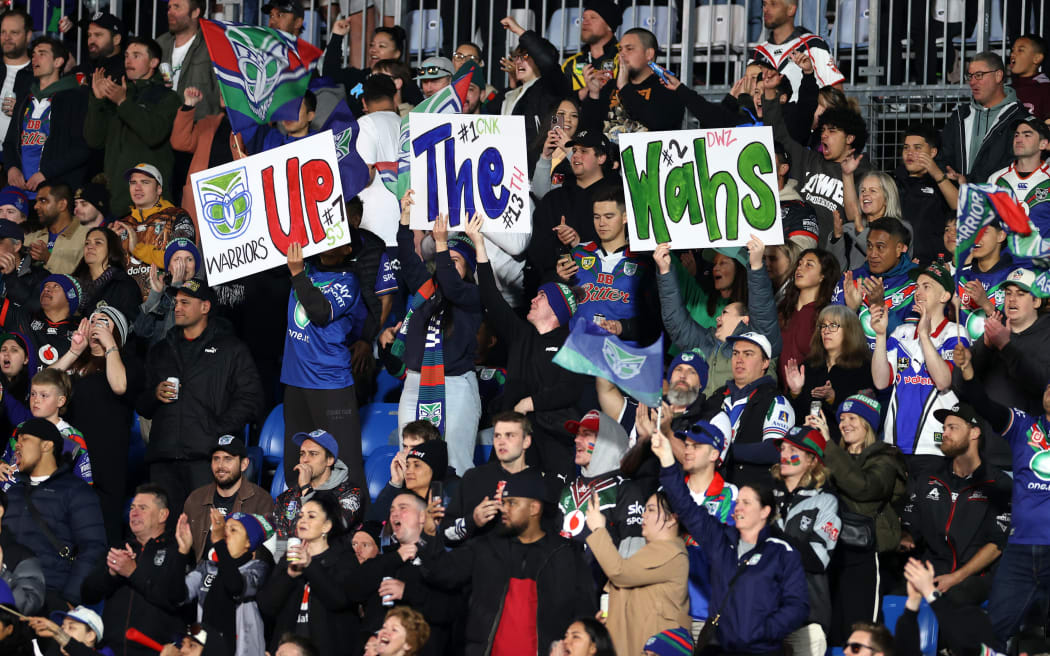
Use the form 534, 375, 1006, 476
375, 60, 479, 199
955, 184, 1032, 286
311, 78, 369, 201
200, 19, 322, 133
554, 321, 664, 407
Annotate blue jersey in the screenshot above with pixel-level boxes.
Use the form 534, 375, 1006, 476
1001, 409, 1050, 544
831, 260, 917, 348
281, 266, 364, 389
684, 472, 737, 620
882, 319, 968, 456
570, 242, 650, 335
19, 96, 52, 198
956, 260, 1013, 339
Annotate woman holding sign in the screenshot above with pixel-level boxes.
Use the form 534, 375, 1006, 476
380, 192, 482, 478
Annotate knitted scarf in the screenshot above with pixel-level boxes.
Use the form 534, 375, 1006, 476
390, 277, 446, 434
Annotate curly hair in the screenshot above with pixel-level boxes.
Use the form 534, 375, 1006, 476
818, 107, 868, 153
385, 607, 431, 656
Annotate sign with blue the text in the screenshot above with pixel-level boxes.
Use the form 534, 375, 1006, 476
191, 131, 350, 285
618, 126, 784, 250
408, 113, 531, 233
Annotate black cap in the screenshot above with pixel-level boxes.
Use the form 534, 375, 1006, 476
0, 219, 23, 242
210, 434, 247, 458
933, 402, 981, 427
1011, 115, 1050, 143
501, 467, 548, 502
565, 130, 610, 155
174, 278, 216, 304
82, 11, 125, 35
262, 0, 305, 18
74, 183, 110, 218
18, 418, 64, 456
909, 260, 954, 294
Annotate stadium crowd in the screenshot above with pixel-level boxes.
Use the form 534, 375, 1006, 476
0, 0, 1047, 655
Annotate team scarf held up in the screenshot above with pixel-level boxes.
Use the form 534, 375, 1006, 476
390, 278, 447, 434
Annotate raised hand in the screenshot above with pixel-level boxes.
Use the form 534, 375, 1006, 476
791, 50, 815, 75
842, 271, 863, 309
175, 513, 193, 554
432, 214, 449, 246
650, 430, 675, 467
841, 151, 863, 177
746, 235, 765, 270
584, 491, 605, 530
183, 86, 203, 107
783, 358, 806, 396
653, 242, 672, 274
399, 190, 415, 225
552, 215, 580, 246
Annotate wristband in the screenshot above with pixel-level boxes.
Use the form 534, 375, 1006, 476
924, 589, 941, 604
934, 175, 946, 184
105, 347, 119, 355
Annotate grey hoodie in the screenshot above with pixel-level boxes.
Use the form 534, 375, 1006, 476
581, 412, 630, 479
967, 85, 1019, 173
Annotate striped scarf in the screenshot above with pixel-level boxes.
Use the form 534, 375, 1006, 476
391, 278, 446, 434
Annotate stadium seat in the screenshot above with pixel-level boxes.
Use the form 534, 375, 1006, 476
406, 9, 443, 55
374, 369, 404, 404
619, 5, 679, 41
367, 445, 399, 501
127, 412, 145, 474
246, 446, 264, 485
882, 595, 939, 656
547, 7, 583, 54
694, 3, 747, 49
827, 0, 870, 47
934, 0, 966, 23
795, 0, 830, 40
362, 403, 400, 458
474, 444, 492, 466
271, 460, 288, 498
258, 404, 285, 468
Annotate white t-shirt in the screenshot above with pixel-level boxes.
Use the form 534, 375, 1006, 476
170, 35, 196, 89
355, 110, 401, 246
0, 61, 29, 151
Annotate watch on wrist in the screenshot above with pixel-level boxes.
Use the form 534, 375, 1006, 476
924, 589, 941, 604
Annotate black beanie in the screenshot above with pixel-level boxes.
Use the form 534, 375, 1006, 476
584, 0, 622, 31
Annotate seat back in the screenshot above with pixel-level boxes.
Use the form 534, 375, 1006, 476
407, 9, 443, 55
258, 404, 285, 467
619, 4, 679, 41
367, 445, 400, 501
695, 3, 747, 48
361, 403, 400, 458
547, 7, 583, 54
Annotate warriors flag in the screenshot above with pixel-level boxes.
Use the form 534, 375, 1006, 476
200, 19, 322, 134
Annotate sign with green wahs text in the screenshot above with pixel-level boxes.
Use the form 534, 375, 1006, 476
191, 131, 350, 285
617, 126, 784, 250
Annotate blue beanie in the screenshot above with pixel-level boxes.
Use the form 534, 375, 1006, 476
0, 186, 28, 215
537, 282, 577, 327
164, 238, 201, 272
227, 513, 274, 552
42, 274, 82, 315
837, 393, 882, 432
447, 235, 477, 273
666, 348, 709, 390
644, 627, 693, 656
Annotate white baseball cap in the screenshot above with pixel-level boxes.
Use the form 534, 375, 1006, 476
123, 162, 163, 188
51, 606, 104, 641
725, 331, 772, 359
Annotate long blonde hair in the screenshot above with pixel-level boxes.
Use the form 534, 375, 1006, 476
860, 171, 903, 221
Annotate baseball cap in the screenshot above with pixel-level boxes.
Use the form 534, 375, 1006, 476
175, 278, 216, 304
725, 332, 773, 359
262, 0, 305, 17
565, 409, 602, 435
50, 606, 104, 641
501, 467, 547, 501
414, 56, 453, 80
124, 163, 163, 188
210, 434, 248, 458
292, 429, 339, 459
565, 129, 610, 155
776, 426, 827, 462
0, 187, 28, 215
933, 402, 981, 426
1003, 268, 1037, 294
83, 10, 124, 35
674, 419, 726, 453
909, 260, 954, 294
1011, 115, 1050, 142
702, 246, 749, 269
0, 219, 23, 241
18, 418, 64, 456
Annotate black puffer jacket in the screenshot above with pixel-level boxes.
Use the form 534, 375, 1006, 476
136, 318, 264, 461
3, 464, 106, 604
421, 532, 596, 656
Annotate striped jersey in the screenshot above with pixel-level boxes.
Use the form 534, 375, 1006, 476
990, 161, 1050, 235
749, 27, 845, 102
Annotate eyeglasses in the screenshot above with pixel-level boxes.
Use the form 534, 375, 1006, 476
819, 322, 842, 333
512, 53, 530, 62
844, 643, 876, 655
417, 66, 450, 77
965, 69, 1000, 82
453, 52, 480, 62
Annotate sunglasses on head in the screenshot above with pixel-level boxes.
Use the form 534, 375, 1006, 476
417, 66, 449, 77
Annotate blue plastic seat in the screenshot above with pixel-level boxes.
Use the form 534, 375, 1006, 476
366, 445, 399, 501
127, 412, 146, 475
362, 403, 399, 458
246, 446, 264, 485
271, 460, 288, 499
882, 595, 938, 656
374, 370, 404, 404
474, 444, 492, 466
258, 404, 285, 468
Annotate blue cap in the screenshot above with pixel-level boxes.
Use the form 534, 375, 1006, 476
292, 429, 339, 459
674, 420, 725, 453
0, 219, 23, 241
